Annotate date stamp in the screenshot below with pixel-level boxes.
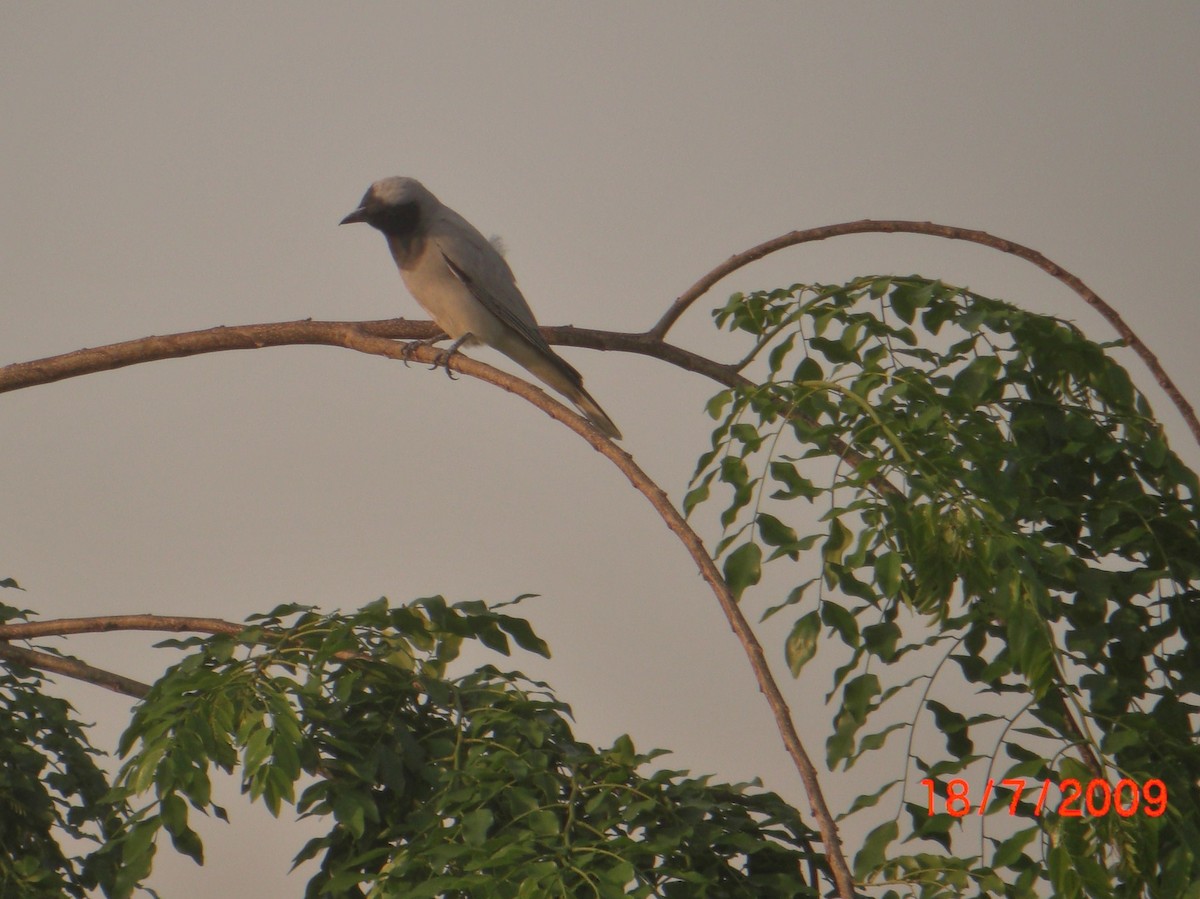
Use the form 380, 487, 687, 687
920, 777, 1167, 818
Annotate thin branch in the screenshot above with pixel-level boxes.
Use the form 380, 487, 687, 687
0, 641, 150, 698
0, 319, 438, 395
651, 219, 1200, 449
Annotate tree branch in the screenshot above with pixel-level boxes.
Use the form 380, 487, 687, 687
0, 318, 437, 394
0, 616, 249, 698
0, 614, 245, 640
0, 641, 151, 698
651, 219, 1200, 449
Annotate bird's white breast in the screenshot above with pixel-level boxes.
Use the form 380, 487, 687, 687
398, 241, 506, 345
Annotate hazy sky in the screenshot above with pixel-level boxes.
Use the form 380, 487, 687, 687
3, 4, 1198, 895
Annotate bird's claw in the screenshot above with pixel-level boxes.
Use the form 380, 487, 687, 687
432, 345, 459, 379
430, 334, 471, 380
399, 340, 422, 368
399, 334, 449, 369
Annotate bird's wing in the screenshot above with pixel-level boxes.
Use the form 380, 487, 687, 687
430, 207, 566, 362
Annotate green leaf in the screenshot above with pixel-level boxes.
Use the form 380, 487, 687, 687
462, 808, 493, 846
810, 335, 857, 365
768, 460, 822, 500
822, 518, 853, 569
767, 333, 796, 375
991, 824, 1038, 869
526, 809, 560, 837
794, 355, 823, 382
682, 476, 712, 517
821, 601, 860, 647
723, 542, 762, 601
862, 621, 901, 661
851, 722, 907, 761
873, 551, 902, 598
785, 611, 821, 676
161, 794, 204, 864
925, 699, 972, 757
331, 790, 370, 838
840, 778, 901, 817
704, 389, 733, 420
951, 355, 1002, 405
889, 282, 924, 323
497, 614, 552, 658
842, 673, 880, 722
241, 725, 273, 774
854, 819, 898, 878
757, 512, 798, 547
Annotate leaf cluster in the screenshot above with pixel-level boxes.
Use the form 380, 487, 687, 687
0, 601, 128, 897
691, 277, 1200, 897
98, 597, 829, 897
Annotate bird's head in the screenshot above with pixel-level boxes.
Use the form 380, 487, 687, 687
340, 177, 434, 233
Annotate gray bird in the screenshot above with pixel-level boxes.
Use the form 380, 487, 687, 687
341, 177, 622, 440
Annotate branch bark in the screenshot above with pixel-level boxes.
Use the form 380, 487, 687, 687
0, 614, 245, 640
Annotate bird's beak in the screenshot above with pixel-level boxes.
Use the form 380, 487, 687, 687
340, 207, 368, 225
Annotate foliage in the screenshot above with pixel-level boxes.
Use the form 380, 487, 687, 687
96, 598, 830, 897
0, 600, 127, 898
690, 276, 1200, 898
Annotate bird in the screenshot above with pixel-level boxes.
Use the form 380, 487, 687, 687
340, 177, 622, 440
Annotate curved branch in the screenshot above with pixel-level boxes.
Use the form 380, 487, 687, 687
651, 219, 1200, 448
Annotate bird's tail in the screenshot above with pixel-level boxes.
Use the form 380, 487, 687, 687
567, 384, 623, 441
503, 340, 623, 440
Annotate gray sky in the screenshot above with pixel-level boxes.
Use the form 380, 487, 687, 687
3, 4, 1198, 895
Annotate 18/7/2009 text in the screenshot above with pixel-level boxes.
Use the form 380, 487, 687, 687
920, 777, 1167, 818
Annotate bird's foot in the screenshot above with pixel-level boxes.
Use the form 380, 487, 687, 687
432, 334, 472, 380
400, 333, 448, 368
